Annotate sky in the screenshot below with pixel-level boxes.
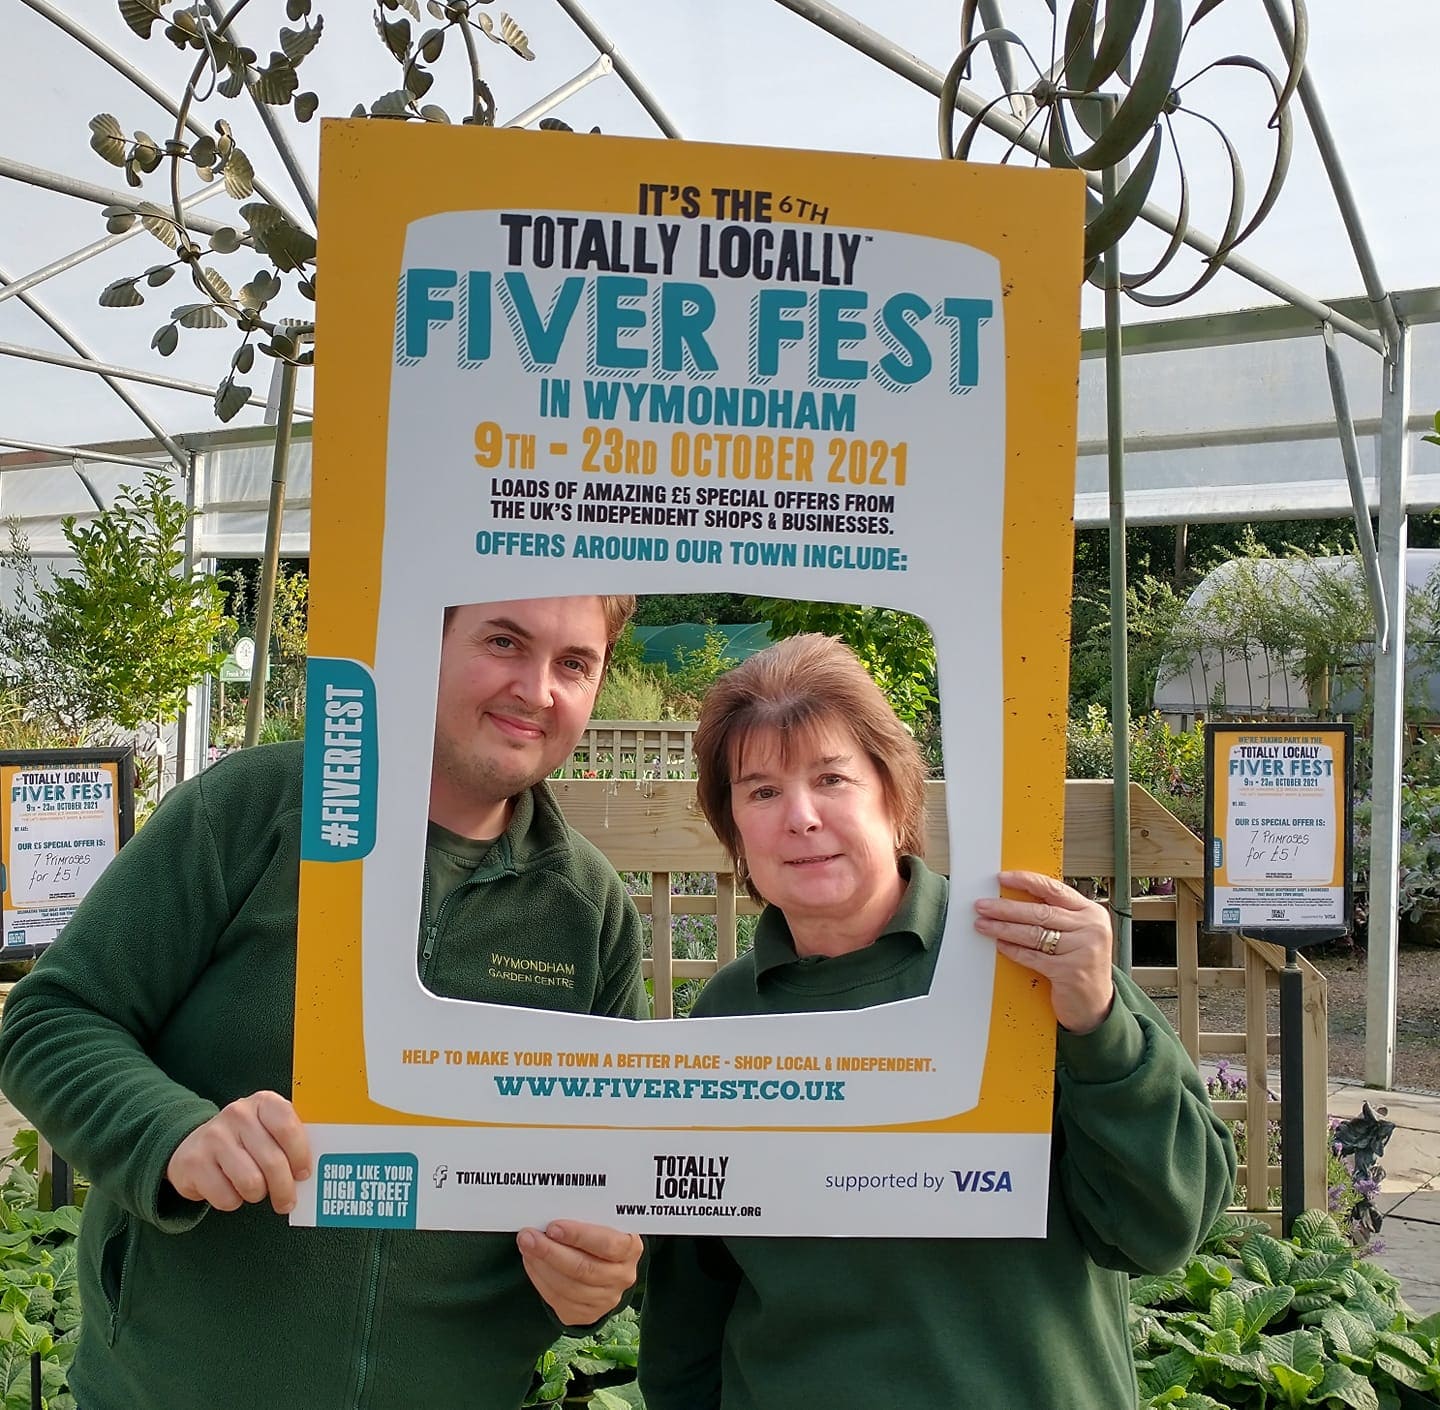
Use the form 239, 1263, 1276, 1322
1, 0, 1435, 449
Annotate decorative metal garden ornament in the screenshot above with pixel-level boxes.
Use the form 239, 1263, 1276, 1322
938, 0, 1308, 298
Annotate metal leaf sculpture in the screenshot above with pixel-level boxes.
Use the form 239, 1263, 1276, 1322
938, 0, 1308, 299
81, 0, 547, 419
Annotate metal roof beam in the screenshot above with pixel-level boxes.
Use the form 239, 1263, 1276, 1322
1080, 286, 1440, 358
0, 340, 313, 420
0, 437, 167, 472
0, 183, 227, 307
769, 0, 1385, 356
0, 156, 229, 238
552, 0, 683, 138
0, 265, 189, 469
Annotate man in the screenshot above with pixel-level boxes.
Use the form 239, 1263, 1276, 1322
0, 595, 646, 1410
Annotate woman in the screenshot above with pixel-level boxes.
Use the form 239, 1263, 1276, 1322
640, 633, 1235, 1410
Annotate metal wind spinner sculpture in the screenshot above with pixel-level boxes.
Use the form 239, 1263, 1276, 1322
938, 0, 1309, 296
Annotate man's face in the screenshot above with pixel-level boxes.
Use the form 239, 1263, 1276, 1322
431, 597, 609, 822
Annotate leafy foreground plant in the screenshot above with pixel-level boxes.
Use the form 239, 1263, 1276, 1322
1132, 1211, 1440, 1409
526, 1307, 642, 1408
0, 1143, 83, 1409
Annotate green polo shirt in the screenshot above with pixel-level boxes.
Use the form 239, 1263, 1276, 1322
700, 855, 946, 1016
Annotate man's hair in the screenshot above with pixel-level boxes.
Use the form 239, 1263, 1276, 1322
442, 596, 636, 668
693, 633, 927, 901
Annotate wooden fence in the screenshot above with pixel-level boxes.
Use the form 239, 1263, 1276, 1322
555, 721, 699, 779
552, 775, 1330, 1229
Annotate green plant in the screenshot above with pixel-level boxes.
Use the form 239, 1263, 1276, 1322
258, 713, 306, 745
594, 664, 666, 723
0, 472, 231, 738
0, 1135, 84, 1409
1065, 706, 1206, 835
662, 630, 739, 718
211, 560, 310, 746
527, 1307, 643, 1408
754, 599, 937, 730
1132, 1211, 1440, 1409
1206, 1063, 1281, 1210
1071, 573, 1188, 715
1355, 783, 1440, 933
1158, 544, 1414, 723
0, 689, 85, 752
0, 1125, 645, 1410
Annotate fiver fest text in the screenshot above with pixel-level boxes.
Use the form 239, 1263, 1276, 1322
395, 212, 993, 399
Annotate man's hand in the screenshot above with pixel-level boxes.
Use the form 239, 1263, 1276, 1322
517, 1220, 643, 1325
166, 1090, 312, 1215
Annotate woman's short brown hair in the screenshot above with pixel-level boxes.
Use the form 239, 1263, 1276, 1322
694, 633, 927, 898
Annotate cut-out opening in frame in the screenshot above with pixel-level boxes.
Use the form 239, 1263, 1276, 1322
413, 592, 949, 1017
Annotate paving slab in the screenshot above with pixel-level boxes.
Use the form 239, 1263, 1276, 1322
1366, 1128, 1440, 1208
0, 1091, 23, 1155
1375, 1189, 1440, 1316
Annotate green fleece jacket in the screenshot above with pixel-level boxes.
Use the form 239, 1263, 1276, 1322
0, 741, 647, 1410
639, 858, 1236, 1410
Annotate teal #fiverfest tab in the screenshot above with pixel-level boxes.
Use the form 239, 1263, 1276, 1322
301, 657, 378, 861
315, 1152, 419, 1228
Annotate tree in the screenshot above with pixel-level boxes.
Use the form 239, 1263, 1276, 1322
0, 471, 231, 736
1155, 540, 1438, 722
1069, 574, 1187, 716
1069, 519, 1372, 717
754, 598, 937, 730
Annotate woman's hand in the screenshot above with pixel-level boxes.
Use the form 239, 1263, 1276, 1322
973, 870, 1116, 1034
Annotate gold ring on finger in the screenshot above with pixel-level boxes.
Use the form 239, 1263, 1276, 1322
1038, 927, 1061, 956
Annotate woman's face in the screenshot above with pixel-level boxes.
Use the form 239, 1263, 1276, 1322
729, 721, 900, 931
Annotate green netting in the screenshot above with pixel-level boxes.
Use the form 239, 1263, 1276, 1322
631, 622, 774, 666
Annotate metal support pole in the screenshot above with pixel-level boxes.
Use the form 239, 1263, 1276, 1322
1321, 324, 1388, 649
1259, 0, 1402, 359
36, 1135, 72, 1210
244, 363, 298, 748
175, 454, 198, 784
1365, 327, 1412, 1088
551, 0, 683, 137
1100, 95, 1132, 971
69, 460, 106, 512
1280, 944, 1306, 1232
505, 54, 613, 128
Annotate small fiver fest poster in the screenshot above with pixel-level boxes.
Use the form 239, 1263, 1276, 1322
292, 122, 1084, 1236
1206, 722, 1352, 934
0, 752, 129, 956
